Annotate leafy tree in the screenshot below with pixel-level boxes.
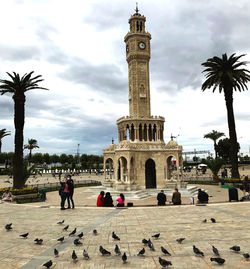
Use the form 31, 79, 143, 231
24, 138, 39, 160
50, 154, 59, 164
43, 153, 50, 165
0, 71, 48, 188
204, 130, 225, 158
205, 158, 225, 181
0, 128, 11, 153
30, 153, 43, 164
202, 53, 250, 178
217, 138, 240, 161
60, 154, 68, 165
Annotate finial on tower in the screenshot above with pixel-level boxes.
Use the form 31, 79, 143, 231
135, 2, 139, 14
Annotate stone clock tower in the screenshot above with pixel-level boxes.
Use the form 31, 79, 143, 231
103, 7, 183, 191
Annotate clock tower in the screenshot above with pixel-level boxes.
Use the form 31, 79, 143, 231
124, 6, 151, 118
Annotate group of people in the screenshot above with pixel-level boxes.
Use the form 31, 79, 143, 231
59, 175, 75, 210
157, 189, 182, 205
97, 191, 125, 207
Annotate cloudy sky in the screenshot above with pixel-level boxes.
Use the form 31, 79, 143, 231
0, 0, 250, 157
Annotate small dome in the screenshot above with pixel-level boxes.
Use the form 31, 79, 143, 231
166, 140, 178, 149
106, 144, 116, 151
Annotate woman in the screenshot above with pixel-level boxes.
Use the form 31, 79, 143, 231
67, 175, 75, 209
2, 188, 14, 202
103, 192, 114, 207
116, 193, 125, 207
59, 178, 69, 210
97, 191, 105, 207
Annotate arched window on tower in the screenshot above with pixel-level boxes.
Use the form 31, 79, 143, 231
153, 124, 157, 141
139, 124, 143, 141
136, 21, 139, 31
148, 124, 152, 141
131, 124, 135, 141
144, 124, 147, 141
140, 21, 142, 32
126, 124, 130, 140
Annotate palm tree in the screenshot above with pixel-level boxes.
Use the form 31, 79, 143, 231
0, 72, 48, 188
204, 130, 225, 158
0, 128, 11, 153
201, 53, 250, 179
24, 138, 39, 160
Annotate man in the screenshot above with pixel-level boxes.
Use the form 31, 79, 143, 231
172, 188, 181, 205
66, 175, 75, 209
157, 190, 166, 205
197, 189, 209, 203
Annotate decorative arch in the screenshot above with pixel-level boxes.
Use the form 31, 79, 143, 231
105, 158, 114, 179
117, 156, 128, 182
166, 155, 177, 180
145, 158, 156, 188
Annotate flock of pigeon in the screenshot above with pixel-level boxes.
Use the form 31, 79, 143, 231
4, 217, 250, 268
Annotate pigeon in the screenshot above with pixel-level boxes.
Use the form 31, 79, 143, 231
152, 233, 160, 239
210, 257, 225, 265
34, 238, 43, 245
212, 245, 219, 256
57, 236, 64, 242
93, 229, 97, 235
72, 250, 78, 262
142, 239, 148, 245
176, 238, 185, 244
57, 220, 64, 225
69, 228, 77, 236
42, 260, 53, 268
243, 253, 250, 259
211, 218, 216, 223
77, 232, 83, 239
54, 248, 59, 257
115, 244, 121, 255
112, 231, 120, 240
63, 225, 69, 231
148, 239, 155, 251
158, 257, 172, 267
99, 245, 111, 255
20, 233, 29, 238
5, 223, 12, 231
83, 249, 90, 260
122, 252, 127, 263
137, 248, 145, 256
161, 246, 171, 256
202, 219, 207, 223
193, 245, 204, 256
73, 238, 83, 246
230, 246, 240, 252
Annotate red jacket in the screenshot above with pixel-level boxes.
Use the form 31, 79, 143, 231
97, 194, 104, 206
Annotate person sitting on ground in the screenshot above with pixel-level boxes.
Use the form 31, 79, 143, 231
2, 188, 14, 202
197, 188, 209, 203
172, 188, 181, 205
157, 190, 166, 205
116, 193, 125, 207
97, 191, 105, 207
103, 192, 114, 207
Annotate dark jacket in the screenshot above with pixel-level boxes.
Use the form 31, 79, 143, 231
103, 195, 114, 207
172, 191, 181, 205
67, 179, 74, 194
157, 192, 166, 205
198, 190, 209, 202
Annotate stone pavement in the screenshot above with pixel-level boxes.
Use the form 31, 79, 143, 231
1, 192, 250, 268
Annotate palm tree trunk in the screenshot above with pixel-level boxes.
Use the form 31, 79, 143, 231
224, 89, 240, 178
0, 140, 2, 154
213, 141, 217, 159
13, 95, 25, 189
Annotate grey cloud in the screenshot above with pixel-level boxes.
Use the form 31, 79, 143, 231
0, 45, 40, 61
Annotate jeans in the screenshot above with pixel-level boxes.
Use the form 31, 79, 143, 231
60, 192, 67, 209
67, 192, 74, 208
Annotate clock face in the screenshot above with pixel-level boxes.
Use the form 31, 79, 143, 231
138, 42, 146, 50
126, 45, 129, 53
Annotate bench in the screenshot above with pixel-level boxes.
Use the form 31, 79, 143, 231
14, 193, 42, 204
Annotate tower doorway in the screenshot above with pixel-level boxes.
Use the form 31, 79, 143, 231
145, 159, 156, 188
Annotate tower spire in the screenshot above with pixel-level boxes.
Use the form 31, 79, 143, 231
135, 2, 139, 14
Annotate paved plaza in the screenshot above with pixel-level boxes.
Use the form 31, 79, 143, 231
1, 185, 250, 269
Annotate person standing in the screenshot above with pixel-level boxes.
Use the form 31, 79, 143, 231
97, 191, 105, 207
67, 175, 75, 209
172, 188, 181, 205
59, 178, 69, 210
157, 190, 167, 205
